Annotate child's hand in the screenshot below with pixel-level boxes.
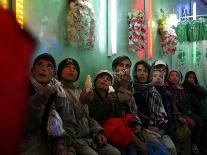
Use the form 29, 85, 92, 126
80, 88, 93, 104
117, 89, 133, 104
178, 116, 187, 125
53, 144, 66, 155
39, 85, 56, 98
104, 92, 117, 104
97, 133, 107, 146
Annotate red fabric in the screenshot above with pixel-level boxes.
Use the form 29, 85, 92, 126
102, 114, 134, 148
0, 8, 35, 155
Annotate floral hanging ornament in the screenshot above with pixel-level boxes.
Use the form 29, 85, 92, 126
161, 27, 177, 55
158, 9, 177, 55
67, 0, 95, 49
128, 9, 147, 53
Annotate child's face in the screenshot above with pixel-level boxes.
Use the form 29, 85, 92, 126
136, 64, 148, 83
61, 64, 78, 82
95, 74, 112, 92
168, 71, 179, 84
112, 59, 131, 81
32, 59, 55, 85
152, 70, 163, 86
187, 74, 196, 85
113, 59, 131, 74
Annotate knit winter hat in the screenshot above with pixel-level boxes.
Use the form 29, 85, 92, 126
112, 56, 132, 68
57, 58, 80, 81
33, 53, 56, 70
94, 70, 114, 86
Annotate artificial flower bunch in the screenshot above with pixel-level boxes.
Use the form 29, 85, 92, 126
67, 0, 95, 49
158, 9, 177, 55
128, 9, 147, 52
161, 27, 177, 55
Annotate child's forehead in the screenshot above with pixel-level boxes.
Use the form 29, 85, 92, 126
37, 59, 53, 64
152, 70, 162, 74
98, 73, 110, 78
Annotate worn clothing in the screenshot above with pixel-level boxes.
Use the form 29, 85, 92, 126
164, 83, 193, 155
155, 86, 177, 137
133, 83, 176, 155
133, 83, 167, 128
183, 82, 207, 149
20, 78, 73, 155
62, 81, 120, 155
182, 82, 207, 116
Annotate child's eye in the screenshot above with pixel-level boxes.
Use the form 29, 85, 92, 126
38, 63, 43, 67
47, 65, 54, 69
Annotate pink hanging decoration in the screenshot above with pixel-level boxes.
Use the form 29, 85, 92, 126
128, 9, 147, 53
161, 28, 177, 55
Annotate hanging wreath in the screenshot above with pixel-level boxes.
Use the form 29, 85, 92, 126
158, 9, 177, 55
128, 9, 147, 53
67, 0, 95, 49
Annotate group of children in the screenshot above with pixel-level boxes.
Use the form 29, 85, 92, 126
19, 53, 207, 155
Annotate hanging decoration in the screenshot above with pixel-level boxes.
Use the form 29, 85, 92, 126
158, 9, 177, 55
128, 9, 147, 53
67, 0, 95, 49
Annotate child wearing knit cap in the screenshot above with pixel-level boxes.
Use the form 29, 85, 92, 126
89, 69, 148, 155
20, 53, 75, 155
57, 58, 121, 155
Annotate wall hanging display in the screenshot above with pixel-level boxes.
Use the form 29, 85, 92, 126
67, 0, 95, 49
158, 9, 177, 55
128, 9, 147, 53
176, 18, 207, 42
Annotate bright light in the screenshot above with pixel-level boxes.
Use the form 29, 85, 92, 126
108, 0, 117, 56
0, 0, 8, 9
147, 0, 152, 59
168, 13, 178, 27
98, 0, 106, 53
193, 2, 196, 63
16, 0, 24, 29
193, 2, 196, 20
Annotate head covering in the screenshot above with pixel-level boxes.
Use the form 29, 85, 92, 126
33, 53, 56, 69
167, 69, 181, 82
183, 71, 198, 85
94, 70, 114, 86
57, 58, 80, 81
133, 60, 151, 83
112, 56, 131, 68
153, 60, 166, 66
151, 60, 169, 80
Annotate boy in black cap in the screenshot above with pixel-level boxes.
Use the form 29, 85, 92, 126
57, 58, 120, 155
20, 53, 75, 155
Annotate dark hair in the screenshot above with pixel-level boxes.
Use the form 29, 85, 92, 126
183, 71, 198, 85
112, 56, 131, 68
133, 60, 151, 83
57, 58, 80, 81
33, 53, 56, 70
